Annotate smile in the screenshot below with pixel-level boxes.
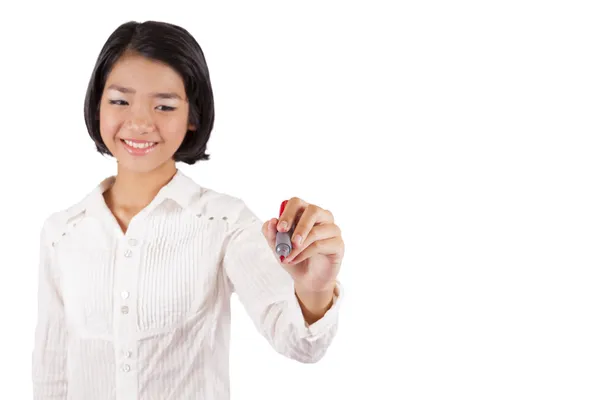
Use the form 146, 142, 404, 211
120, 139, 158, 155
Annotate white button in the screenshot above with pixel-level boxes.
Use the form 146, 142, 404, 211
122, 364, 130, 372
124, 249, 133, 258
121, 291, 130, 299
121, 306, 129, 314
128, 238, 138, 246
123, 350, 131, 358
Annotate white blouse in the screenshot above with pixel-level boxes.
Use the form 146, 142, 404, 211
31, 169, 342, 400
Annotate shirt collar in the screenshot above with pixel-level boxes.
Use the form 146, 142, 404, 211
81, 169, 200, 218
153, 169, 200, 209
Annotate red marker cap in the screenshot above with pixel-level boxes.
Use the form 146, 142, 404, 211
279, 200, 288, 217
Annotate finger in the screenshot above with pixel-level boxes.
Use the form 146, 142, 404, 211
277, 197, 308, 232
286, 236, 345, 265
291, 205, 334, 247
284, 223, 341, 262
262, 218, 278, 249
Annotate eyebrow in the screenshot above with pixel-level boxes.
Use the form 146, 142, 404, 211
107, 84, 183, 100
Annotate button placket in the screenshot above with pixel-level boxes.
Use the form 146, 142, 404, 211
113, 233, 141, 398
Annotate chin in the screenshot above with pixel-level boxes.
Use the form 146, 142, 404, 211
116, 156, 174, 175
118, 163, 159, 174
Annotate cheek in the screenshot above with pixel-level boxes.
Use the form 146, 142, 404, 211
158, 114, 189, 145
99, 109, 122, 145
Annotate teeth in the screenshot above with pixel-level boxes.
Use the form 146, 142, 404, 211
124, 140, 156, 149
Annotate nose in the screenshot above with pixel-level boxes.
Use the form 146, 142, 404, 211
125, 106, 156, 135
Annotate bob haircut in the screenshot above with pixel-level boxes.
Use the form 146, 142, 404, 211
83, 20, 214, 164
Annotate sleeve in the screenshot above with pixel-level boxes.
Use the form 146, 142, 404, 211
32, 217, 69, 399
222, 202, 343, 363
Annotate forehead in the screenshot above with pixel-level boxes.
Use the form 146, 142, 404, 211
105, 52, 186, 93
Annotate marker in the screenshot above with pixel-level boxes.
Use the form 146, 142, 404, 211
275, 200, 295, 262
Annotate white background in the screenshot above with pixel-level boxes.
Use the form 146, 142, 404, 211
0, 1, 599, 399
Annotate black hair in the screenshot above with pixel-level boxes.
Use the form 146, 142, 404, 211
83, 20, 214, 164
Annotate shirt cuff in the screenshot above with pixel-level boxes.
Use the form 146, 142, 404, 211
289, 281, 343, 342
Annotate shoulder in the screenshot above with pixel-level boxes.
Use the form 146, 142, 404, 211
40, 209, 83, 249
189, 187, 261, 227
40, 180, 105, 247
179, 174, 261, 227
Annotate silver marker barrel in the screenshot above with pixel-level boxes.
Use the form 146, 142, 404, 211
275, 223, 295, 261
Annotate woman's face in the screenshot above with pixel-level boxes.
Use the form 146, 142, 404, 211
99, 52, 195, 173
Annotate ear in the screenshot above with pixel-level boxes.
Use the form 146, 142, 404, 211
188, 123, 197, 131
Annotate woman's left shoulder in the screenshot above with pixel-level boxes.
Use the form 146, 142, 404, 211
186, 184, 258, 227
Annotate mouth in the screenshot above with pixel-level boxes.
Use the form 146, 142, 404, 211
120, 138, 158, 156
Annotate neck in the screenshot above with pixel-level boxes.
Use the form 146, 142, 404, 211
108, 161, 178, 211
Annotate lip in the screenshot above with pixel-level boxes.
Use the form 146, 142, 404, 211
119, 138, 158, 156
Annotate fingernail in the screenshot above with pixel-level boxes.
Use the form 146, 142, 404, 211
278, 221, 288, 231
293, 235, 303, 244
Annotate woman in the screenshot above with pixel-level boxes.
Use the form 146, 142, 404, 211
32, 20, 344, 399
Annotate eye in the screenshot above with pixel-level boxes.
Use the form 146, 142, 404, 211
156, 105, 176, 112
108, 99, 128, 106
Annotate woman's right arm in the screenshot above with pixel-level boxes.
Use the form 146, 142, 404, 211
32, 217, 68, 399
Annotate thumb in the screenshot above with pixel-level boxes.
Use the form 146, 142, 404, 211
261, 218, 278, 251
